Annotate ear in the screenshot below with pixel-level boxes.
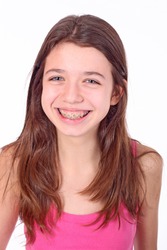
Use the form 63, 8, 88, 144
110, 84, 125, 106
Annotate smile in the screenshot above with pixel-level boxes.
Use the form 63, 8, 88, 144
58, 109, 90, 120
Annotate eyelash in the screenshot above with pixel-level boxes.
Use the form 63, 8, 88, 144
85, 79, 100, 85
48, 76, 100, 85
49, 76, 64, 81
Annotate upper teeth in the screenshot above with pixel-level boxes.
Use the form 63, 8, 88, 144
59, 109, 89, 120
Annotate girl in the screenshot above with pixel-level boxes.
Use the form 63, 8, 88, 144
0, 15, 162, 250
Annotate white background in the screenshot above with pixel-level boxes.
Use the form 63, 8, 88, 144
0, 0, 166, 249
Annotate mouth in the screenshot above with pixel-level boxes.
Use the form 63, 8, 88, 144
58, 108, 90, 120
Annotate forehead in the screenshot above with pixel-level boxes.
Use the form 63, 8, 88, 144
44, 42, 112, 73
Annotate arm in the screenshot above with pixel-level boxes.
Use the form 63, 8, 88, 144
134, 145, 163, 250
0, 149, 19, 250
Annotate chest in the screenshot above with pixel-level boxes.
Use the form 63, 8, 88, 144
59, 183, 103, 215
59, 169, 102, 214
26, 207, 136, 250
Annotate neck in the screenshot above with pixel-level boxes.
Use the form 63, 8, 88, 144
57, 133, 100, 172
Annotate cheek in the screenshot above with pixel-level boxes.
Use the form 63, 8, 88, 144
90, 94, 111, 117
95, 89, 112, 108
41, 87, 58, 122
41, 91, 48, 115
41, 89, 53, 117
41, 86, 56, 108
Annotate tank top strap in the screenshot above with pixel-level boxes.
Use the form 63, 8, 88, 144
131, 139, 137, 157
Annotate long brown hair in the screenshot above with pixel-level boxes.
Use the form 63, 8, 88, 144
4, 15, 144, 243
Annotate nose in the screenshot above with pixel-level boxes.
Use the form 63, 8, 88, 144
62, 82, 84, 104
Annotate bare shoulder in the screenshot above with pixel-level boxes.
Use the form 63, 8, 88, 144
134, 143, 163, 249
136, 142, 163, 177
0, 147, 20, 249
0, 146, 19, 195
135, 141, 163, 209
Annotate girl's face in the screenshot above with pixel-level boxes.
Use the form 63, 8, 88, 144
41, 42, 119, 138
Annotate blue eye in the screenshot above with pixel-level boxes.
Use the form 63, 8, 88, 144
49, 76, 64, 81
86, 79, 100, 84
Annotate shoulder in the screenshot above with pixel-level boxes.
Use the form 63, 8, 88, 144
0, 145, 20, 208
135, 142, 163, 207
0, 146, 14, 174
0, 147, 20, 249
0, 146, 19, 196
136, 142, 163, 177
134, 142, 163, 249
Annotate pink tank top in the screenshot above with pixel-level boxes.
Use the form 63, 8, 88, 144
26, 141, 137, 249
26, 204, 136, 250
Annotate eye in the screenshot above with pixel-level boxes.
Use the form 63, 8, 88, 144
49, 76, 64, 81
85, 79, 100, 85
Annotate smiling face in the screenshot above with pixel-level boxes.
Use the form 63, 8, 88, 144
41, 42, 119, 138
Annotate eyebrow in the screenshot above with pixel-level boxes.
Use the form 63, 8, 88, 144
44, 68, 105, 79
83, 71, 105, 79
45, 69, 65, 75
